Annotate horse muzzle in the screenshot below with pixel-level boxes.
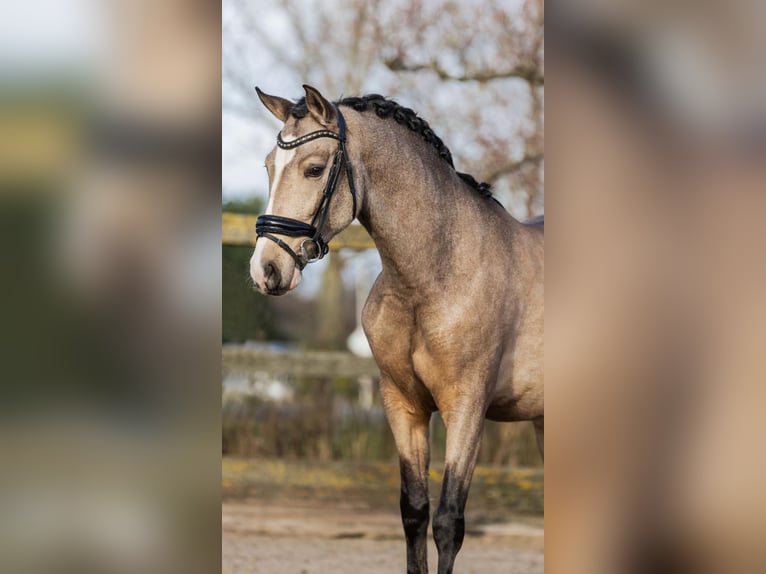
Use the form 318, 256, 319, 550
250, 243, 302, 295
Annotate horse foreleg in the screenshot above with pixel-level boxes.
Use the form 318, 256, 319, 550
381, 380, 432, 574
433, 406, 485, 574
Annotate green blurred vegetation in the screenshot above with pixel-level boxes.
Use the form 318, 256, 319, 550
222, 196, 280, 342
222, 383, 542, 467
221, 196, 264, 215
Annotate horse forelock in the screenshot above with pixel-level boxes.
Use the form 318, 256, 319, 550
287, 94, 494, 199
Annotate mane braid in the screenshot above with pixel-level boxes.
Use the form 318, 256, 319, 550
289, 94, 493, 199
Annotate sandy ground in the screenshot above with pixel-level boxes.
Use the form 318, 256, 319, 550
223, 500, 544, 574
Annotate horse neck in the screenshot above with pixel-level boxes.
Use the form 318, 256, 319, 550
350, 113, 493, 292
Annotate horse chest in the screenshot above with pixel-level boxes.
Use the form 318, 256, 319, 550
410, 326, 456, 375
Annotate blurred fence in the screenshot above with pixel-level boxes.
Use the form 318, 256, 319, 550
222, 346, 542, 467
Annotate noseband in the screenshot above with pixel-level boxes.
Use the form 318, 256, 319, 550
255, 107, 357, 270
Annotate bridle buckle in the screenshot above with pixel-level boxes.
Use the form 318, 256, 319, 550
299, 238, 323, 264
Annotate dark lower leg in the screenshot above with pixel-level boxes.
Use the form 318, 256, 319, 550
381, 383, 431, 574
400, 460, 430, 574
433, 413, 484, 574
432, 470, 467, 573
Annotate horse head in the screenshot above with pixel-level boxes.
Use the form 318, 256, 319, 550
250, 85, 360, 295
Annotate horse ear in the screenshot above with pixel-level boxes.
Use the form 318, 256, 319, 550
303, 84, 337, 126
255, 87, 293, 122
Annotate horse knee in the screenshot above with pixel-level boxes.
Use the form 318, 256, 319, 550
432, 507, 465, 553
401, 494, 430, 539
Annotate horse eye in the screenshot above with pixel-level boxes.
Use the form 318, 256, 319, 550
304, 165, 325, 178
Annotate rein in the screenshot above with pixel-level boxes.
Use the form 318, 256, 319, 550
255, 107, 357, 270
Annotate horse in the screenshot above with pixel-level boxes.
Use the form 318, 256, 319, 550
250, 85, 544, 574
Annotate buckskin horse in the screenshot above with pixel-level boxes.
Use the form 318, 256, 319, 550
250, 85, 544, 574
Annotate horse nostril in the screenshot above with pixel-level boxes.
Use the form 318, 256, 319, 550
264, 262, 281, 290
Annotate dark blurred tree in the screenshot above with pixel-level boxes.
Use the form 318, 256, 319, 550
310, 251, 348, 350
222, 196, 264, 215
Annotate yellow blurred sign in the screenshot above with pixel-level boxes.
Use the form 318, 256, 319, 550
0, 106, 79, 184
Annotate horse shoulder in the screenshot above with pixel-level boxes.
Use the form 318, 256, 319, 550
362, 277, 417, 373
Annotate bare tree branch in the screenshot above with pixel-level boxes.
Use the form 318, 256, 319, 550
482, 153, 544, 185
384, 57, 544, 86
223, 0, 545, 217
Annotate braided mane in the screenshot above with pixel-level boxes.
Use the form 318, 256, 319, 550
289, 94, 493, 199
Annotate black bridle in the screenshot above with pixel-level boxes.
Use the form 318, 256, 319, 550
255, 106, 357, 270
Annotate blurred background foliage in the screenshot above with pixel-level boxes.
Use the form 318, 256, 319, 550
223, 392, 542, 467
222, 196, 279, 342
